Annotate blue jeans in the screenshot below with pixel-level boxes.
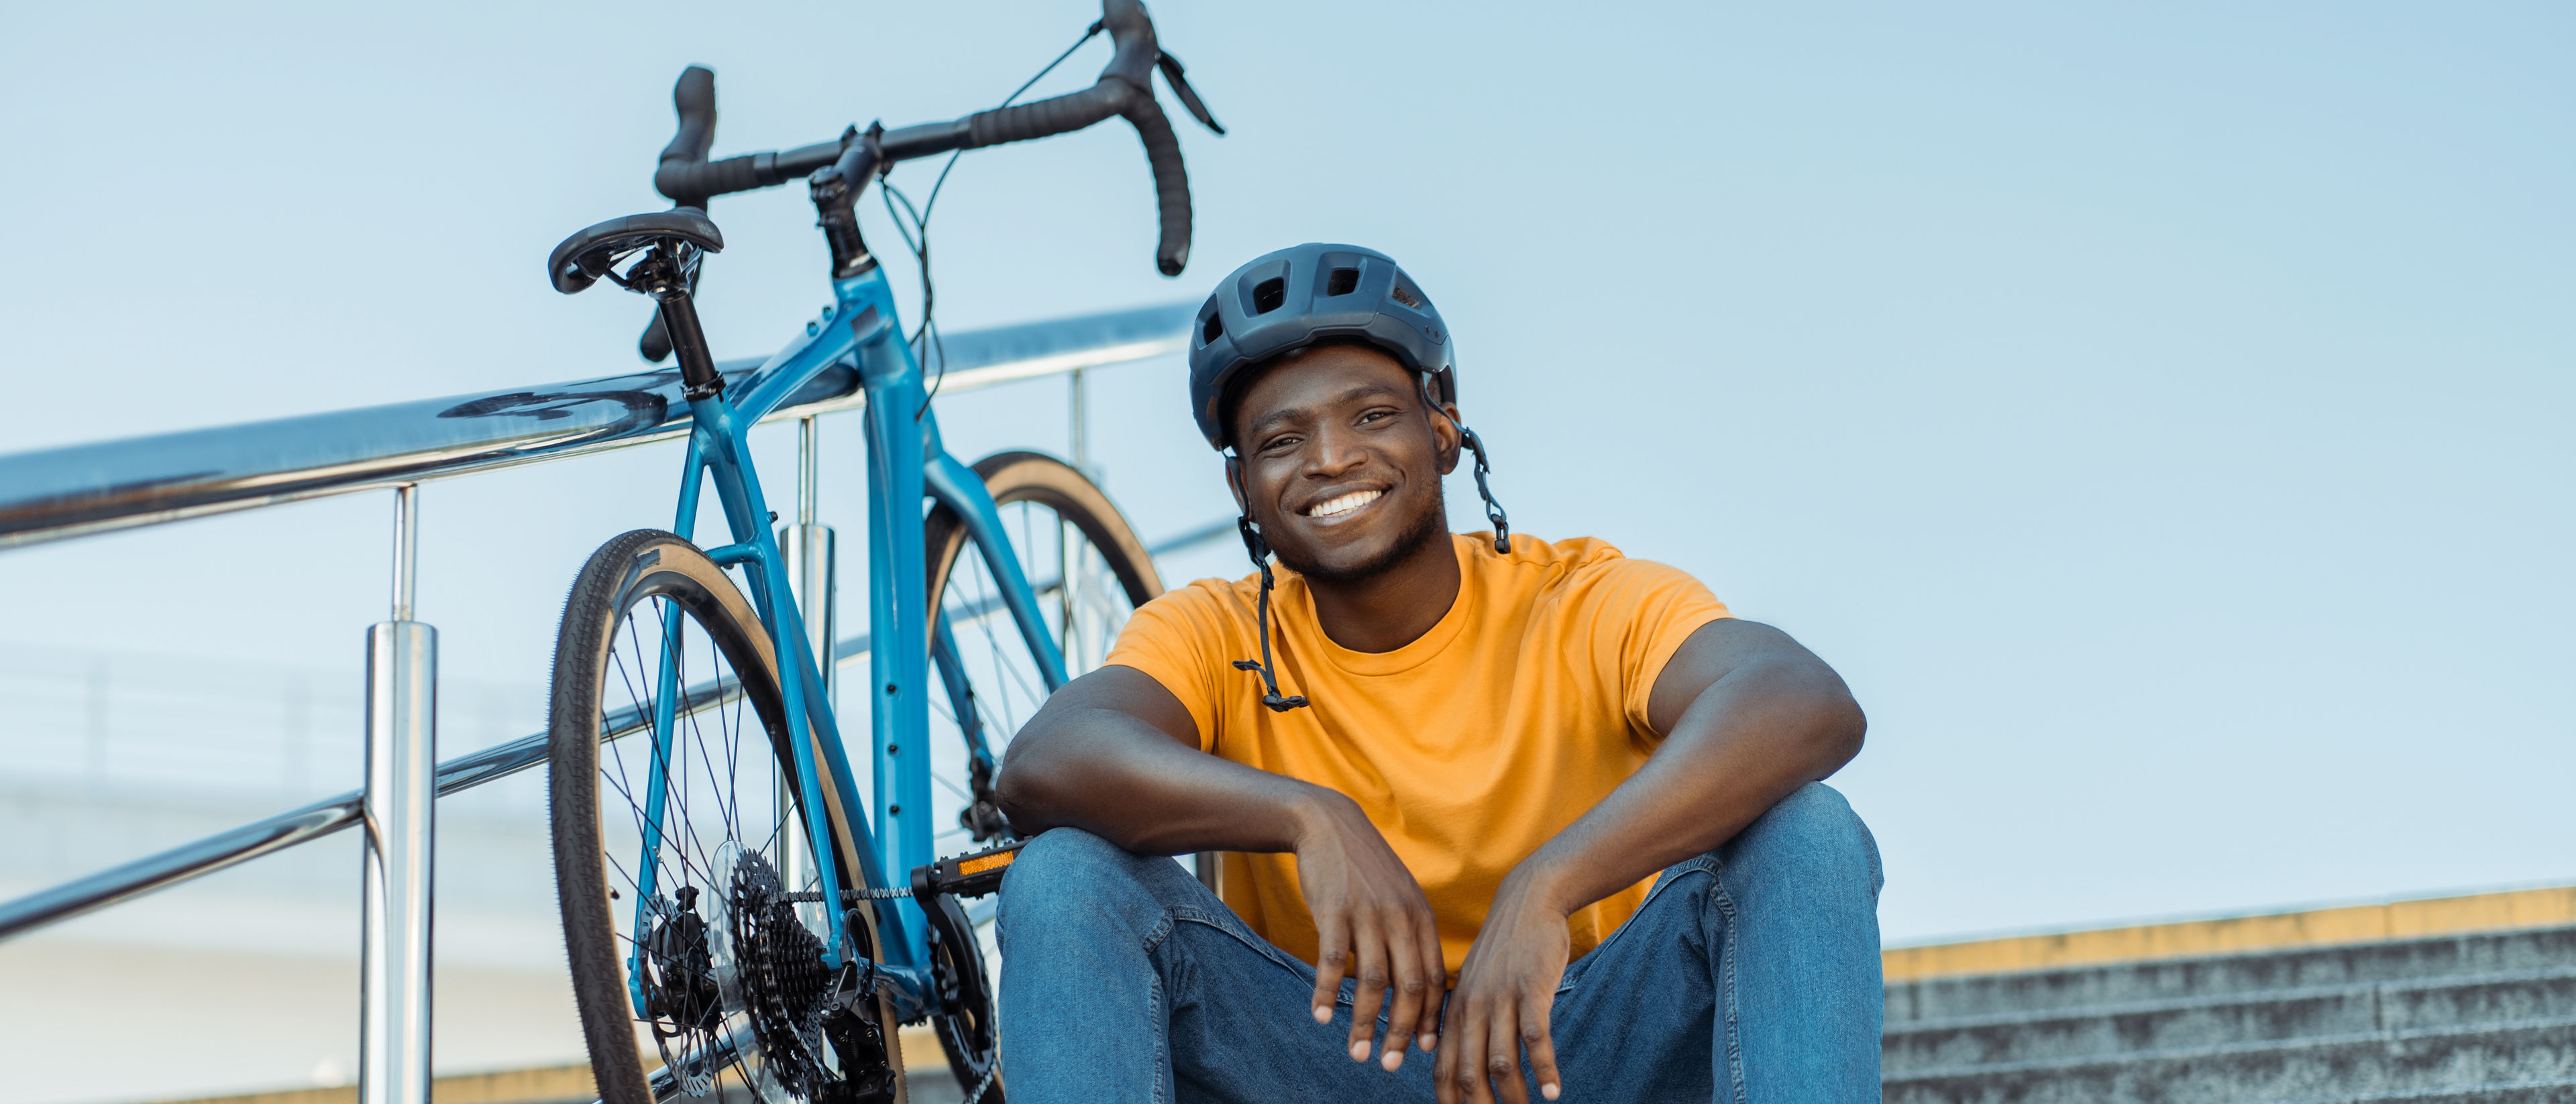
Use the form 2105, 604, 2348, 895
995, 783, 1885, 1103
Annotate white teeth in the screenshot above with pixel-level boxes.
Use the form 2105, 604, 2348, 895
1305, 490, 1383, 518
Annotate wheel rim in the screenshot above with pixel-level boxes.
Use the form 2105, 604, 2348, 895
573, 577, 868, 1102
922, 465, 1158, 1093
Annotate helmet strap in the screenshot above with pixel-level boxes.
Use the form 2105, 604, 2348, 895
1423, 374, 1511, 553
1226, 461, 1310, 712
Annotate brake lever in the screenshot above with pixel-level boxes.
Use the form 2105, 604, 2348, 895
1155, 51, 1225, 135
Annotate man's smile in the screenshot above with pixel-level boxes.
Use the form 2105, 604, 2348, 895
1303, 488, 1385, 520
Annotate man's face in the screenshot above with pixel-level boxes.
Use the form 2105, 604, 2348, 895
1228, 343, 1462, 585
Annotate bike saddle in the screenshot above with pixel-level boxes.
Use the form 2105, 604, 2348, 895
547, 209, 725, 295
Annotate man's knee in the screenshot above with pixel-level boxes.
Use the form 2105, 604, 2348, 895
1005, 827, 1138, 899
1726, 783, 1881, 895
998, 828, 1176, 935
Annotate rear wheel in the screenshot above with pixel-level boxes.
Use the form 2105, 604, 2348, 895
919, 451, 1165, 1099
548, 529, 903, 1104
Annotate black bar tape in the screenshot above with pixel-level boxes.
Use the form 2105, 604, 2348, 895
662, 66, 718, 166
775, 139, 851, 177
879, 119, 973, 162
1125, 96, 1192, 276
963, 80, 1129, 148
655, 154, 765, 203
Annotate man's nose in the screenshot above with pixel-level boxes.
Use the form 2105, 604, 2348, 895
1304, 424, 1370, 478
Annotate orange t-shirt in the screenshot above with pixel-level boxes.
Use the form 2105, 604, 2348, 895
1104, 532, 1731, 981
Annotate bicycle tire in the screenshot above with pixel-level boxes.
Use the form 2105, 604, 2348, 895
549, 529, 906, 1104
926, 451, 1162, 621
918, 451, 1165, 1099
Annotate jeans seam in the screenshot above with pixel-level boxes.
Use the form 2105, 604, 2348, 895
1138, 910, 1178, 1104
1557, 856, 1723, 996
1168, 906, 1322, 982
1145, 970, 1172, 1104
1711, 878, 1748, 1104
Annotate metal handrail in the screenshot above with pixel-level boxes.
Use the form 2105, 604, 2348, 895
0, 302, 1197, 927
0, 299, 1207, 1104
0, 518, 1231, 944
0, 302, 1192, 549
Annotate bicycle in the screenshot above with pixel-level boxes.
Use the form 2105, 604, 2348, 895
539, 3, 1222, 1101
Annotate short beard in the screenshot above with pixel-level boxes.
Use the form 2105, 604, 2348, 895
1267, 487, 1450, 586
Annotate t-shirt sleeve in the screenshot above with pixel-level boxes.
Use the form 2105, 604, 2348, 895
1589, 557, 1733, 738
1102, 583, 1236, 753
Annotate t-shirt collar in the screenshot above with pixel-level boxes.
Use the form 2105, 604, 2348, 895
1287, 534, 1479, 677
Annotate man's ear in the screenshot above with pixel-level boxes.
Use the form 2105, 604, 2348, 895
1224, 455, 1250, 515
1432, 402, 1466, 476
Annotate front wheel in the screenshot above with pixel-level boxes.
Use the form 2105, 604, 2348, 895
547, 529, 904, 1104
918, 451, 1166, 1098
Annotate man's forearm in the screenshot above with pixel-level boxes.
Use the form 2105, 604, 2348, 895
996, 702, 1343, 857
1513, 649, 1863, 916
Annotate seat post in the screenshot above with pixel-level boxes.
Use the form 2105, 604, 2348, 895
651, 278, 724, 398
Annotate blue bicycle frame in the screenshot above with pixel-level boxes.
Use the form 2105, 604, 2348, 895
627, 260, 1072, 1022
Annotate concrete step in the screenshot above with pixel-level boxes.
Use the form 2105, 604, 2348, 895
1888, 926, 2576, 1024
2268, 1077, 2576, 1103
1882, 1016, 2576, 1104
1884, 967, 2576, 1072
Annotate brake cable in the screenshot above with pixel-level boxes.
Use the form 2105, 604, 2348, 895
882, 20, 1108, 419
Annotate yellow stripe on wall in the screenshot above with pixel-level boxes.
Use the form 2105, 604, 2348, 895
146, 1031, 955, 1104
142, 1063, 598, 1104
1883, 884, 2576, 983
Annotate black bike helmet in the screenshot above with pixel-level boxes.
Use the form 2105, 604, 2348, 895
1188, 243, 1456, 450
1186, 243, 1511, 714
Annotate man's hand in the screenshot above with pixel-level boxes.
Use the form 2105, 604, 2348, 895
1293, 792, 1448, 1072
1434, 871, 1570, 1104
1434, 620, 1866, 1103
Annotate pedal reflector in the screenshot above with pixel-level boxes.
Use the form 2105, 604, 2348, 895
910, 839, 1026, 901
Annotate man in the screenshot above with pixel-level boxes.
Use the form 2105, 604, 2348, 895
993, 243, 1883, 1103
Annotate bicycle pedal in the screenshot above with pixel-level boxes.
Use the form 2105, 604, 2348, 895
907, 839, 1025, 901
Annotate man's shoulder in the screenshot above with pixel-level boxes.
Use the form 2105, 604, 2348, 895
1473, 532, 1719, 614
1475, 531, 1677, 586
1130, 571, 1263, 636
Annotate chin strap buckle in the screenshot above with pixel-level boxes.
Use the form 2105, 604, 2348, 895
1227, 512, 1312, 712
1458, 425, 1511, 554
1230, 660, 1309, 712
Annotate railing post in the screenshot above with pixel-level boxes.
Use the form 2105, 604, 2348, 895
360, 483, 435, 1104
779, 417, 834, 895
1062, 368, 1092, 671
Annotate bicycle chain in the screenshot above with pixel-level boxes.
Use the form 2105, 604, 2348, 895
784, 887, 916, 902
962, 1060, 1000, 1104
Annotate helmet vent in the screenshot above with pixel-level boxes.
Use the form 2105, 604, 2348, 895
1389, 280, 1423, 309
1201, 313, 1224, 343
1326, 268, 1359, 296
1251, 277, 1285, 315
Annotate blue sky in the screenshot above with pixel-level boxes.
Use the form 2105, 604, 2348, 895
3, 1, 2569, 944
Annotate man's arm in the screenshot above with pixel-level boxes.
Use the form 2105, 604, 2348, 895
1435, 618, 1865, 1104
996, 665, 1451, 1070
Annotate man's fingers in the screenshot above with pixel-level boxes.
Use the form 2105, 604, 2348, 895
1433, 1017, 1462, 1104
1379, 912, 1430, 1070
1346, 926, 1392, 1062
1488, 1003, 1528, 1104
1418, 914, 1448, 1052
1449, 1005, 1496, 1104
1311, 914, 1352, 1025
1521, 997, 1561, 1102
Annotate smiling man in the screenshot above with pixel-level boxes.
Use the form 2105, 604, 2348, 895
993, 243, 1884, 1104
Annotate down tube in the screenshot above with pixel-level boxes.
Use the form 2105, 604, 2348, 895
923, 450, 1070, 692
857, 331, 932, 962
